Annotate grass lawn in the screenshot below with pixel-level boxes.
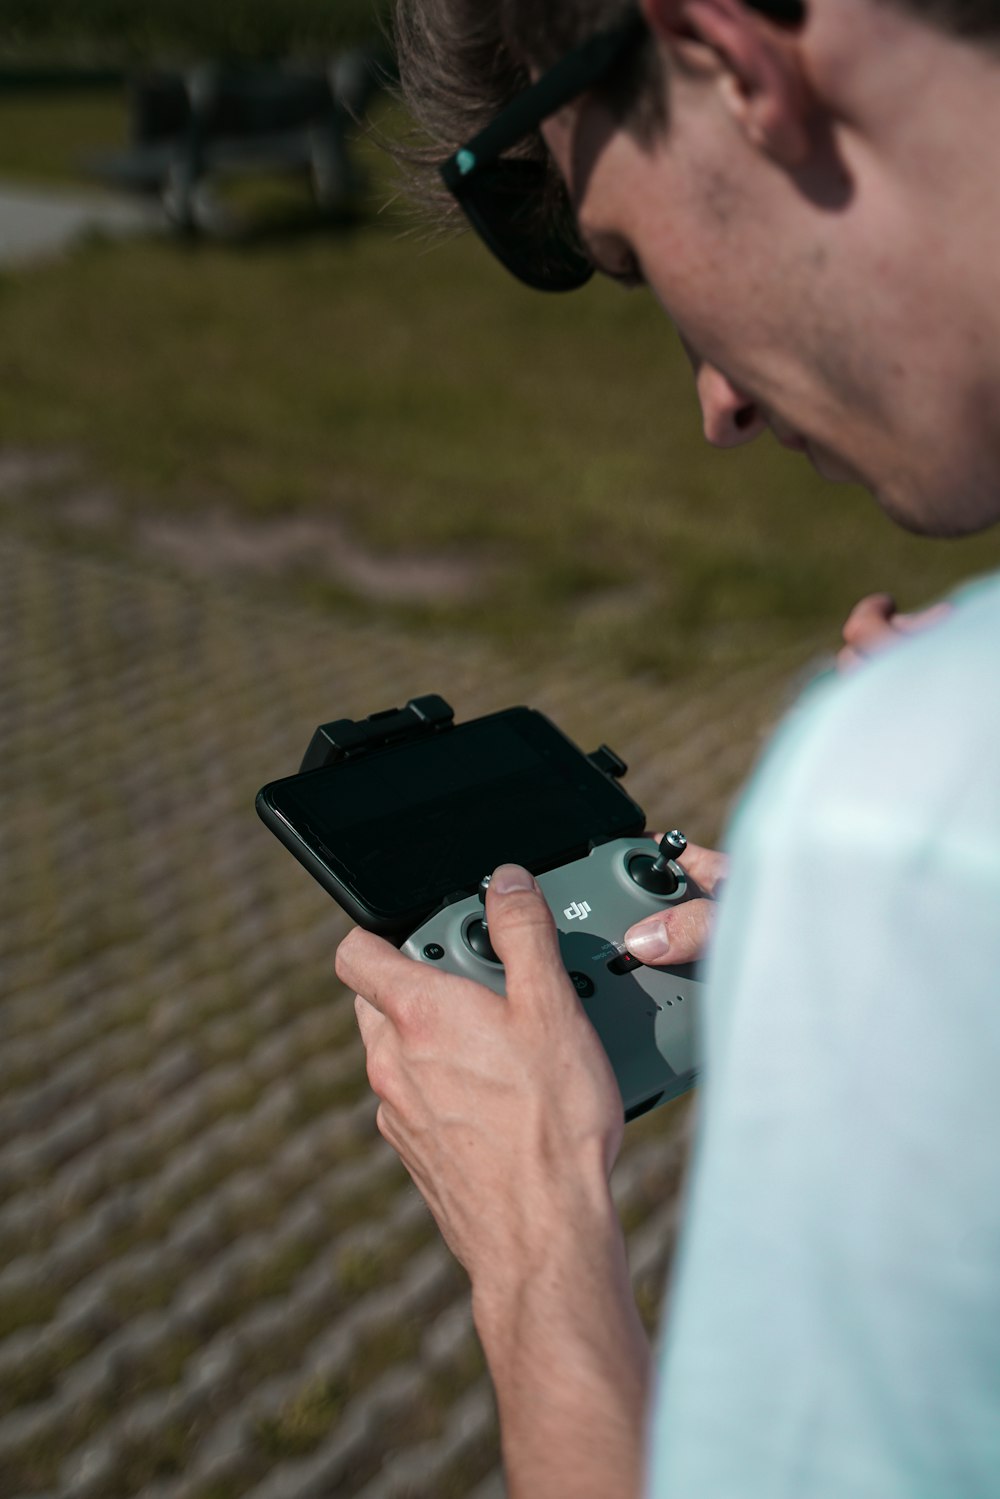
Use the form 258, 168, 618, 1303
0, 88, 128, 186
2, 89, 1000, 680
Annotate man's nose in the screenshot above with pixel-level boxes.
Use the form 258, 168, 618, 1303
694, 363, 767, 449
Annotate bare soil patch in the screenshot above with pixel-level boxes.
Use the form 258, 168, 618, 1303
0, 447, 494, 606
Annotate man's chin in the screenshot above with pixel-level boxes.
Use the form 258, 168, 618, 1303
871, 478, 1000, 538
806, 441, 1000, 536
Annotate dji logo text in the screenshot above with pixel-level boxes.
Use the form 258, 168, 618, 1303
564, 901, 592, 922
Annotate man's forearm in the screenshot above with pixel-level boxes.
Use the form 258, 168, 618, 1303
471, 1182, 651, 1499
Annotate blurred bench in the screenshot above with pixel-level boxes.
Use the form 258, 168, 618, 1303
89, 52, 382, 232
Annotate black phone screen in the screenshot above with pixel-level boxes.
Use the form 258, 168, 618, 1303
260, 708, 643, 921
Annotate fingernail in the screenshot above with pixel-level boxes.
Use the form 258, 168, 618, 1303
625, 919, 670, 961
491, 864, 536, 894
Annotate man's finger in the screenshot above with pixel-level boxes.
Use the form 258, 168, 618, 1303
677, 842, 728, 897
354, 992, 387, 1049
842, 592, 897, 650
623, 895, 716, 967
839, 596, 952, 673
336, 927, 423, 1021
485, 864, 575, 1007
893, 601, 952, 634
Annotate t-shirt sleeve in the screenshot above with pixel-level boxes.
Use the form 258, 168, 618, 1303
646, 597, 1000, 1499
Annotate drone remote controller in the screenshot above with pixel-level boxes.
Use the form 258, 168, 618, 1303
258, 697, 705, 1122
402, 833, 702, 1121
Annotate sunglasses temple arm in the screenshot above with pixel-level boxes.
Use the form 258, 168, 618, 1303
442, 9, 646, 184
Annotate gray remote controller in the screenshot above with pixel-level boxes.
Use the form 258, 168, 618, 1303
401, 835, 702, 1121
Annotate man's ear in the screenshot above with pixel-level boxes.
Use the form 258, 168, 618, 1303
643, 0, 812, 166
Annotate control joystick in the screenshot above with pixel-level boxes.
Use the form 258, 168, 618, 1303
464, 874, 500, 963
627, 829, 688, 896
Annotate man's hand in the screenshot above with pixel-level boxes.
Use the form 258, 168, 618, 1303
338, 863, 650, 1499
337, 863, 625, 1285
838, 591, 952, 671
624, 839, 728, 966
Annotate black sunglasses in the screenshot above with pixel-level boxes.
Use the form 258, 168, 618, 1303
439, 9, 646, 292
438, 0, 805, 293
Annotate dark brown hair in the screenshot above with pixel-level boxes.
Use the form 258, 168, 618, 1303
392, 0, 1000, 230
392, 0, 665, 225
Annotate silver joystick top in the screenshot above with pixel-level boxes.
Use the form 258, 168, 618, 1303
653, 830, 687, 873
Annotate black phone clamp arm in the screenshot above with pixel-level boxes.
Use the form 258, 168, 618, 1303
299, 694, 456, 773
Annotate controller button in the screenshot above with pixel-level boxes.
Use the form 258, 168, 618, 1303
569, 971, 596, 999
423, 943, 445, 961
608, 952, 644, 975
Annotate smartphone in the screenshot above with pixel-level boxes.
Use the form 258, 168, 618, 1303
256, 705, 645, 940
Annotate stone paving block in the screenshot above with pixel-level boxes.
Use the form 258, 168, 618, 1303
241, 1364, 429, 1499
354, 1380, 498, 1499
422, 1296, 475, 1374
0, 1389, 76, 1472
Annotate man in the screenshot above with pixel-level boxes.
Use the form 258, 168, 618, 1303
335, 1, 1000, 1493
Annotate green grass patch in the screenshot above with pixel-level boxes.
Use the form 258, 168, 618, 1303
0, 88, 128, 184
328, 1166, 412, 1238
255, 1318, 424, 1464
2, 1436, 61, 1494
0, 1331, 91, 1415
103, 1418, 191, 1497
243, 1238, 319, 1301
1, 96, 999, 681
434, 1433, 503, 1499
289, 1066, 370, 1125
338, 1216, 456, 1300
255, 1372, 350, 1458
0, 0, 388, 63
427, 1332, 487, 1408
0, 1285, 59, 1338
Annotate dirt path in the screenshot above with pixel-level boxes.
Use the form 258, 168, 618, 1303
0, 179, 156, 265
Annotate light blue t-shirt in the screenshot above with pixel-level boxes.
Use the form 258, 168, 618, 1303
647, 575, 1000, 1497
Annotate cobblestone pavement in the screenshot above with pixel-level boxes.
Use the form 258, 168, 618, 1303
0, 510, 813, 1499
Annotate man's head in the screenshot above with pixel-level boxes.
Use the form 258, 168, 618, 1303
396, 0, 1000, 537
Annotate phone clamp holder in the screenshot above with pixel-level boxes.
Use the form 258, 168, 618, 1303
299, 697, 631, 792
300, 694, 455, 772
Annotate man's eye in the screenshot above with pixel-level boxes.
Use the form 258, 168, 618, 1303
582, 230, 646, 289
612, 251, 646, 289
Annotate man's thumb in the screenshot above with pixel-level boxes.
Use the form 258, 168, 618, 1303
624, 894, 716, 967
485, 865, 573, 1002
